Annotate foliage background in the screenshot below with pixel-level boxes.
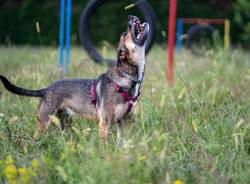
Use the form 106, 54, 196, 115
0, 0, 249, 47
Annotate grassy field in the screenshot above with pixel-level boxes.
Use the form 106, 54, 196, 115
0, 46, 249, 184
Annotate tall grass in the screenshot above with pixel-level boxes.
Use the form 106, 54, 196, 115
0, 46, 249, 184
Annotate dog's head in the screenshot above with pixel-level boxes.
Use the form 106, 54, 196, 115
117, 15, 149, 67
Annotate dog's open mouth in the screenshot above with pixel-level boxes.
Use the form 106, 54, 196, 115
128, 15, 149, 46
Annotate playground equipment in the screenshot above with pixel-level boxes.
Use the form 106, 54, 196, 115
176, 18, 230, 53
167, 0, 230, 86
167, 0, 177, 86
58, 0, 229, 87
58, 0, 72, 78
79, 0, 156, 65
58, 0, 156, 77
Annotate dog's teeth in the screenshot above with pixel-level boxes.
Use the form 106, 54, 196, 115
137, 34, 140, 39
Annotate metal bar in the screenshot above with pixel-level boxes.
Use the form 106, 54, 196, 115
224, 19, 230, 49
167, 0, 177, 86
65, 0, 72, 74
176, 18, 183, 53
182, 18, 225, 25
58, 0, 66, 79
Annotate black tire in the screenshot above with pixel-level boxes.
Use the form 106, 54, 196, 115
186, 24, 217, 56
79, 0, 156, 65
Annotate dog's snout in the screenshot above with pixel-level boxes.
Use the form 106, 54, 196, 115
128, 15, 139, 28
128, 15, 133, 28
128, 15, 139, 22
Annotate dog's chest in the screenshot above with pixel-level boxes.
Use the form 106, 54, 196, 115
114, 102, 129, 121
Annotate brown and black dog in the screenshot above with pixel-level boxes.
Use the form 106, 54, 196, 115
0, 15, 149, 145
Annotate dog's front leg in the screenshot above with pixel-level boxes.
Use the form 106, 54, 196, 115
117, 121, 125, 147
98, 120, 110, 142
117, 114, 136, 148
98, 110, 111, 142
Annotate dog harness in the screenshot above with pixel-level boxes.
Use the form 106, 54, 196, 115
90, 80, 140, 114
90, 80, 97, 106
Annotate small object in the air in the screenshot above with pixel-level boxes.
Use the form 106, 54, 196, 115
124, 4, 135, 10
124, 0, 144, 10
36, 21, 40, 33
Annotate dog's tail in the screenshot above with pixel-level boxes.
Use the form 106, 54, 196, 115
0, 75, 46, 97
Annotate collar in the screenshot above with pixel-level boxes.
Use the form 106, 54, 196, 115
113, 81, 140, 102
121, 71, 144, 83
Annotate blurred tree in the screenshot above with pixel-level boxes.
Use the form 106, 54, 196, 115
234, 0, 250, 46
0, 0, 246, 47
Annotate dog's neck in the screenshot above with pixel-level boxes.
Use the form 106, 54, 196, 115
107, 58, 144, 91
117, 60, 138, 77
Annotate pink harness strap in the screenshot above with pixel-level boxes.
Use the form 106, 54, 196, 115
90, 80, 97, 107
90, 80, 140, 114
113, 82, 140, 114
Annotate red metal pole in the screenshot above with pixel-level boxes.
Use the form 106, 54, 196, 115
182, 18, 225, 25
167, 0, 177, 86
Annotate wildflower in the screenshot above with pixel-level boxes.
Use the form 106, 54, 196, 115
174, 179, 184, 184
82, 127, 91, 135
49, 115, 60, 126
18, 167, 28, 175
31, 159, 39, 170
19, 167, 30, 183
5, 155, 14, 165
4, 165, 17, 181
72, 127, 80, 135
66, 140, 75, 152
138, 155, 146, 161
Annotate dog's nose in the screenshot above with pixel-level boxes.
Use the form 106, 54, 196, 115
128, 15, 139, 21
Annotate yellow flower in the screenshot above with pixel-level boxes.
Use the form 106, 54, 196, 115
138, 155, 146, 161
66, 140, 75, 153
18, 167, 28, 175
28, 168, 37, 177
18, 167, 30, 183
5, 155, 14, 165
174, 179, 184, 184
31, 159, 39, 170
82, 127, 91, 135
4, 165, 17, 180
49, 115, 60, 126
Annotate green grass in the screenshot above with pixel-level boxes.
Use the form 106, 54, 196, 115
0, 46, 250, 184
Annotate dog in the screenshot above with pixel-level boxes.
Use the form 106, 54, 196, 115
0, 15, 149, 145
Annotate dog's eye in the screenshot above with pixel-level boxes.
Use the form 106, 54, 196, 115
122, 32, 127, 36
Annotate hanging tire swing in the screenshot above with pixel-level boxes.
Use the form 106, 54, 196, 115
79, 0, 156, 65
